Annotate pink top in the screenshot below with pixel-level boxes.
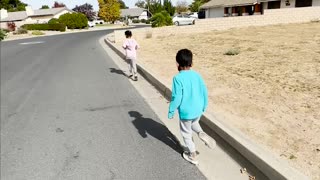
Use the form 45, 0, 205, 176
123, 38, 139, 59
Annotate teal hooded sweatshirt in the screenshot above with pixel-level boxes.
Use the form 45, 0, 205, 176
168, 70, 208, 120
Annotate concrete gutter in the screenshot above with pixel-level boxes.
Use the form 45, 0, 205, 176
104, 36, 310, 180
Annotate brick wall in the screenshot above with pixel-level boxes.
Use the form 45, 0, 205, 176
114, 6, 320, 43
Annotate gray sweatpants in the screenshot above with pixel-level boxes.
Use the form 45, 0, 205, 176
180, 117, 204, 153
128, 58, 137, 76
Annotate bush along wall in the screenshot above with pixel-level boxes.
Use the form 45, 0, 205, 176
22, 24, 66, 32
132, 19, 140, 23
48, 18, 60, 24
58, 13, 88, 29
0, 29, 7, 41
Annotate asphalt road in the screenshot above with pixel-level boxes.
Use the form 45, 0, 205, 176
0, 30, 206, 179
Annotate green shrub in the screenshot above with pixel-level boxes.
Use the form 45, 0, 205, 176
150, 11, 173, 28
0, 29, 7, 41
1, 29, 10, 33
32, 31, 45, 35
224, 49, 240, 56
13, 28, 28, 35
146, 19, 151, 24
58, 13, 88, 29
140, 19, 147, 23
132, 19, 140, 23
22, 24, 66, 32
48, 18, 60, 24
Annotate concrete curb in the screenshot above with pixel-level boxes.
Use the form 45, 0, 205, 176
103, 37, 310, 180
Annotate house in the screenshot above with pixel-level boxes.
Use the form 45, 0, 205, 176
0, 6, 72, 29
200, 0, 320, 18
120, 8, 152, 20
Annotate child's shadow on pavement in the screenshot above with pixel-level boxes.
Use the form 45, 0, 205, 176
109, 68, 126, 77
129, 111, 183, 154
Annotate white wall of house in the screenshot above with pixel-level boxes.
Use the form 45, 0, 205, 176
24, 17, 33, 23
280, 0, 295, 8
138, 11, 149, 20
263, 2, 268, 9
0, 18, 31, 29
54, 10, 71, 19
313, 0, 320, 6
30, 15, 54, 23
0, 22, 7, 29
28, 10, 71, 24
0, 9, 72, 30
206, 7, 224, 18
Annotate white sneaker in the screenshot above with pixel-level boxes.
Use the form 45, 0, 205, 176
199, 132, 216, 149
182, 151, 199, 165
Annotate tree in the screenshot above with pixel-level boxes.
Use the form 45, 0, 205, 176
147, 0, 163, 14
73, 3, 96, 21
40, 5, 50, 9
135, 0, 145, 8
176, 0, 188, 13
163, 0, 175, 16
53, 1, 66, 8
98, 0, 120, 23
119, 0, 128, 9
189, 0, 209, 12
0, 0, 27, 12
150, 11, 172, 27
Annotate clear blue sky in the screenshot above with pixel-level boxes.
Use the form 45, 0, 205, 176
22, 0, 191, 11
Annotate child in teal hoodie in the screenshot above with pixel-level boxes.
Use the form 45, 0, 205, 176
168, 49, 216, 165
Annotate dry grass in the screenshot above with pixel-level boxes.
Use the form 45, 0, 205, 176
121, 22, 320, 179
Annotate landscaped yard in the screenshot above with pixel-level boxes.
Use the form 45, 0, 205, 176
122, 22, 320, 179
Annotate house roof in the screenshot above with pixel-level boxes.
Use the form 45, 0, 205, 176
120, 8, 146, 17
30, 7, 71, 17
201, 0, 274, 9
0, 11, 28, 21
0, 7, 71, 22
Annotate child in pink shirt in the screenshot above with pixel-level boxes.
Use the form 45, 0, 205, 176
123, 30, 139, 81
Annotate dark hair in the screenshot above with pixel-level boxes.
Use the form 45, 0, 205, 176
125, 30, 132, 37
176, 49, 193, 67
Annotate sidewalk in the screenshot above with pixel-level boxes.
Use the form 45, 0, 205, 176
99, 37, 268, 180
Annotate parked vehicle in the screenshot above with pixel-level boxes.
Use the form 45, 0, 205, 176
88, 21, 95, 27
188, 12, 198, 19
93, 20, 104, 25
172, 15, 196, 26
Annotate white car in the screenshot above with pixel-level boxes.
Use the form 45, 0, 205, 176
93, 20, 104, 25
88, 21, 95, 27
188, 12, 198, 19
172, 15, 196, 26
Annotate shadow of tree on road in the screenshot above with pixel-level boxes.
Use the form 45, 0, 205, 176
129, 111, 182, 154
